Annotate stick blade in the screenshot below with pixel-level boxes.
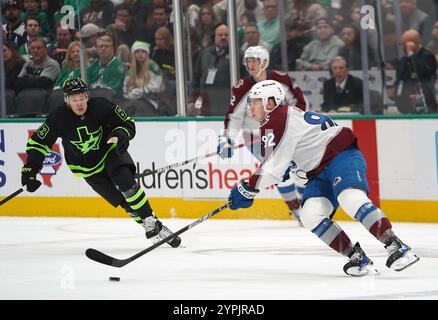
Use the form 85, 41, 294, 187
86, 248, 124, 268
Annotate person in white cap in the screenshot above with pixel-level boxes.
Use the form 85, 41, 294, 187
123, 41, 163, 116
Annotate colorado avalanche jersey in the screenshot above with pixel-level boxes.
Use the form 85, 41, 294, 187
248, 105, 357, 189
223, 70, 307, 142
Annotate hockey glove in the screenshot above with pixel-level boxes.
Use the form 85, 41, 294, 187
217, 136, 233, 159
228, 181, 259, 210
21, 164, 42, 193
107, 129, 130, 155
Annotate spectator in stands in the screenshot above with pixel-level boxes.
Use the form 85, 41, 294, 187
400, 0, 433, 45
257, 0, 281, 49
48, 24, 75, 67
123, 0, 149, 28
151, 26, 175, 81
270, 18, 312, 71
338, 24, 377, 70
213, 0, 264, 26
123, 41, 163, 116
390, 29, 437, 114
426, 20, 438, 64
321, 56, 364, 114
17, 17, 42, 61
296, 17, 344, 71
80, 0, 115, 29
105, 3, 136, 48
15, 37, 60, 93
4, 41, 26, 91
240, 22, 271, 53
53, 41, 83, 90
77, 23, 103, 63
2, 0, 26, 46
104, 28, 131, 68
190, 23, 231, 116
142, 3, 171, 49
20, 0, 50, 37
87, 35, 127, 97
195, 3, 220, 51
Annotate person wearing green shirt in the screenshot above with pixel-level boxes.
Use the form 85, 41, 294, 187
54, 41, 83, 89
87, 35, 127, 97
20, 0, 50, 37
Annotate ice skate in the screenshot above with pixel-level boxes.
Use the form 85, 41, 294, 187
343, 242, 378, 277
385, 236, 419, 271
144, 216, 181, 248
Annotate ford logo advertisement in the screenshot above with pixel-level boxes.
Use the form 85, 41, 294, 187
43, 152, 62, 166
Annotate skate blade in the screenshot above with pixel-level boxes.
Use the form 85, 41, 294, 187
391, 252, 420, 271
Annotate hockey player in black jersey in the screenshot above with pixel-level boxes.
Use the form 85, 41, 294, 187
20, 78, 181, 247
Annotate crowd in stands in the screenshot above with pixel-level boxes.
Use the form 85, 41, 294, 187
2, 0, 438, 117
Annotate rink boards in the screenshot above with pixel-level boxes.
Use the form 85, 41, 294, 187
1, 117, 438, 222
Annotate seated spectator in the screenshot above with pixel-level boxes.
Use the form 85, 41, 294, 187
189, 23, 231, 116
213, 0, 264, 26
2, 0, 26, 46
195, 3, 220, 51
321, 56, 364, 114
240, 22, 271, 53
105, 25, 132, 68
426, 20, 438, 64
389, 29, 437, 114
257, 0, 281, 49
123, 41, 164, 116
141, 2, 171, 49
270, 18, 312, 71
15, 37, 60, 92
87, 35, 127, 97
53, 41, 83, 90
4, 41, 26, 91
400, 0, 433, 45
17, 17, 42, 60
151, 26, 175, 81
296, 17, 344, 71
338, 24, 377, 70
77, 23, 103, 64
20, 0, 50, 37
105, 3, 136, 48
80, 0, 115, 29
48, 24, 75, 67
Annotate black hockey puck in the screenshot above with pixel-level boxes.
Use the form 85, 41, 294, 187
109, 277, 120, 281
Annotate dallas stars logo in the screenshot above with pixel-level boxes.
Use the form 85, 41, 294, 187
70, 126, 103, 154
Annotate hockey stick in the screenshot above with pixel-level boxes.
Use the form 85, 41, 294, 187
85, 202, 231, 268
134, 139, 258, 179
0, 188, 24, 206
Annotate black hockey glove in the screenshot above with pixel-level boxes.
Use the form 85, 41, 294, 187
107, 129, 130, 155
21, 164, 42, 193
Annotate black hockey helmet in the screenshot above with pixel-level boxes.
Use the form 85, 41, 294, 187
62, 78, 88, 96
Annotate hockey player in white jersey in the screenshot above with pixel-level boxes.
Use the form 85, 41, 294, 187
218, 46, 307, 224
227, 79, 420, 276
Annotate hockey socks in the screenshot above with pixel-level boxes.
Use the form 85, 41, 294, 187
122, 182, 153, 220
311, 218, 353, 256
355, 203, 394, 244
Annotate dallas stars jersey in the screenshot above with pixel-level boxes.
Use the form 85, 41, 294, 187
26, 98, 135, 178
248, 106, 357, 190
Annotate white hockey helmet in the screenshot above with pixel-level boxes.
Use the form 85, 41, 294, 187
247, 80, 285, 112
243, 46, 269, 77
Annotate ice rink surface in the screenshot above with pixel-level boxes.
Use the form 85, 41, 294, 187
0, 216, 437, 300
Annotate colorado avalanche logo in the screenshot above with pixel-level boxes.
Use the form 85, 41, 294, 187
18, 130, 63, 188
234, 79, 244, 89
